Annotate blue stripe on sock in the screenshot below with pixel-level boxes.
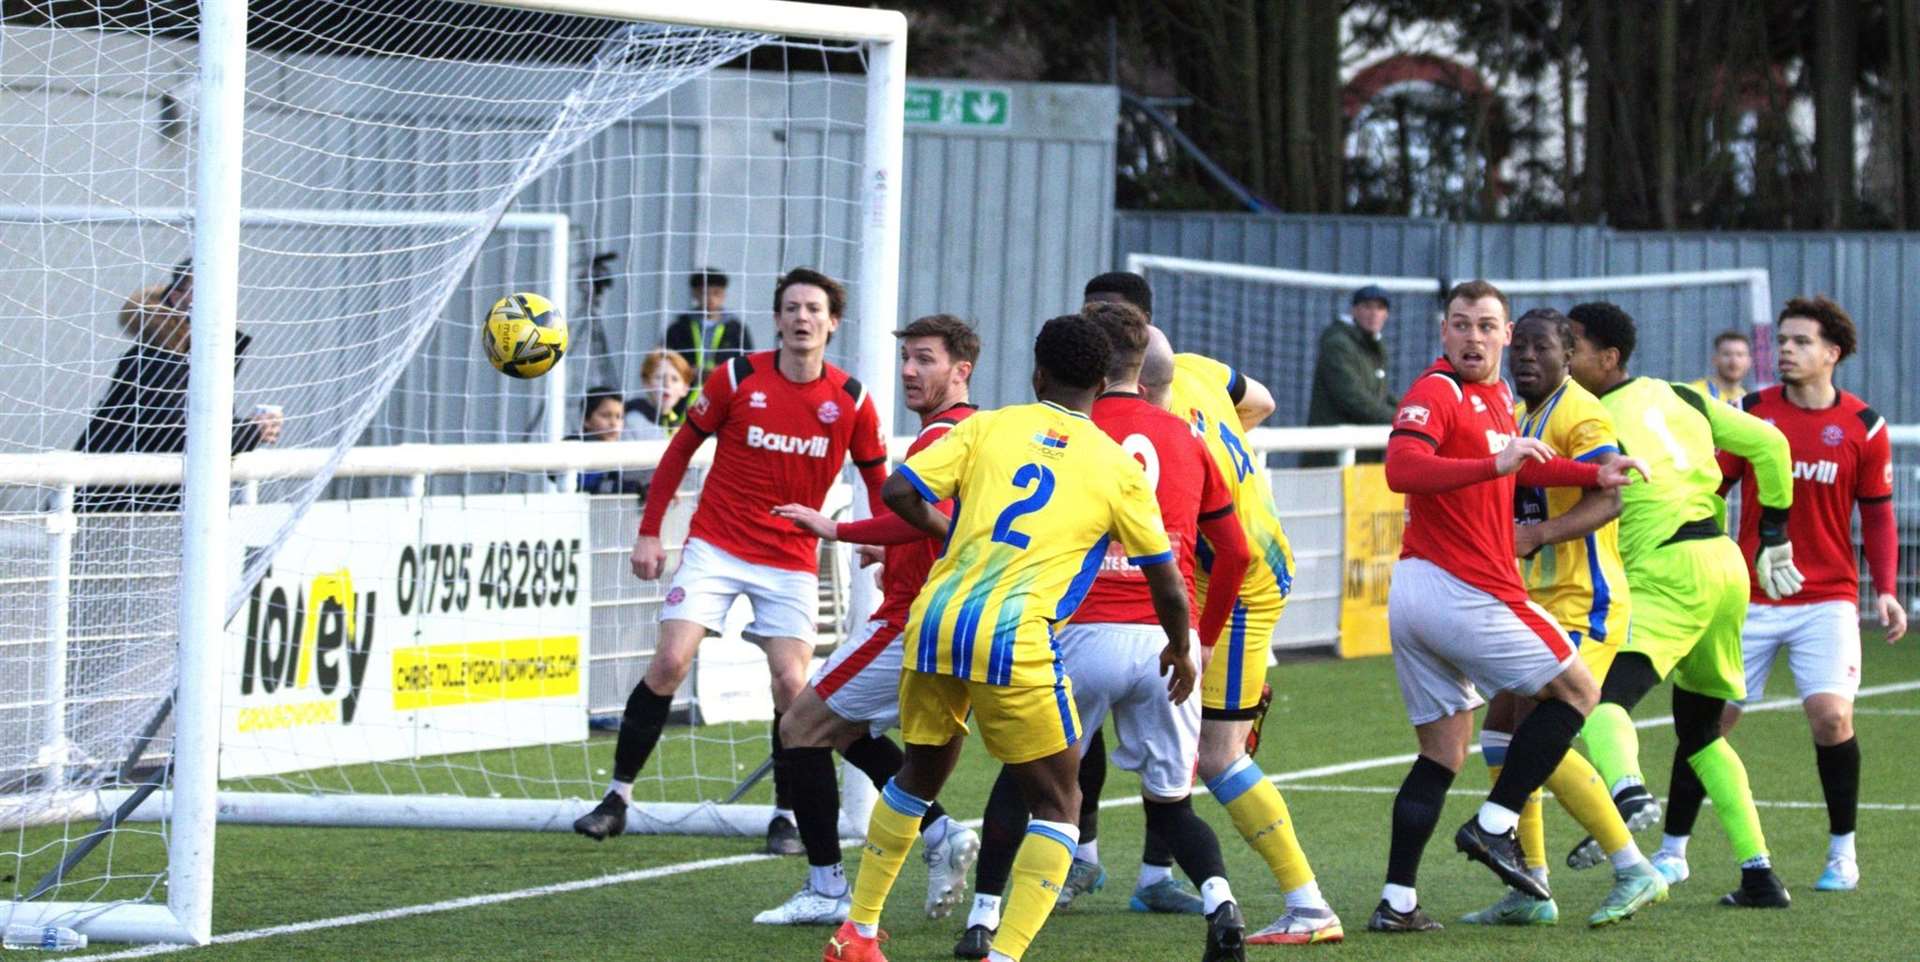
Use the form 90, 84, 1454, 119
880, 778, 930, 818
1026, 822, 1076, 854
1483, 743, 1508, 766
1203, 759, 1265, 805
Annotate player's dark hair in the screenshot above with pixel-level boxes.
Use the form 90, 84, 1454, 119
1083, 271, 1153, 318
1779, 296, 1857, 362
689, 267, 728, 290
583, 386, 623, 424
1712, 329, 1751, 349
1033, 314, 1112, 391
1080, 301, 1150, 382
1445, 279, 1509, 319
894, 314, 981, 369
773, 267, 846, 318
1568, 301, 1638, 367
1515, 307, 1574, 352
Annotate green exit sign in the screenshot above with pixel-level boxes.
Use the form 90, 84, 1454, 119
904, 85, 1012, 128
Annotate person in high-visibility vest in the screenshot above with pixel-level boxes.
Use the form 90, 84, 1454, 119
664, 267, 754, 414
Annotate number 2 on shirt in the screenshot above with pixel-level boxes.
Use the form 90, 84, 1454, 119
991, 463, 1055, 549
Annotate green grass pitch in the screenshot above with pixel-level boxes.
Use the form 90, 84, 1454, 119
44, 630, 1920, 961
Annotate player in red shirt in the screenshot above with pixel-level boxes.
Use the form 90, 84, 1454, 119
1371, 281, 1649, 932
749, 315, 985, 926
573, 269, 890, 849
958, 302, 1255, 962
1659, 296, 1905, 892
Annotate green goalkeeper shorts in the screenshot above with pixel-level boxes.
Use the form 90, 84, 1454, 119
1620, 536, 1750, 702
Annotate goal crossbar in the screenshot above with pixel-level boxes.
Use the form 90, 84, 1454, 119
1123, 253, 1774, 329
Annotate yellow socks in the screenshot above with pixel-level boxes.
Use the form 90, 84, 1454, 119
849, 778, 926, 928
1546, 749, 1634, 856
1206, 755, 1315, 891
991, 819, 1078, 961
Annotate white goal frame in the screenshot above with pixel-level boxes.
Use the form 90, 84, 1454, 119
1124, 253, 1774, 330
8, 0, 907, 945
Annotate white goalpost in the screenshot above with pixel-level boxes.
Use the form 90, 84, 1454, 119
1, 0, 906, 946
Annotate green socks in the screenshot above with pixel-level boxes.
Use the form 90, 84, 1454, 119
1579, 703, 1642, 790
1689, 738, 1769, 863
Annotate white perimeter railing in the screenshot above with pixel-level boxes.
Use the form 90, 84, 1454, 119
4, 421, 1917, 770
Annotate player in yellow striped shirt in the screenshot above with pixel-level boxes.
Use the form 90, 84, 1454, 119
827, 314, 1195, 962
1162, 345, 1342, 943
1462, 308, 1667, 928
1686, 329, 1751, 406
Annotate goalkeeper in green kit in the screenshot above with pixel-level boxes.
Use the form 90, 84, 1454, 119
1563, 303, 1803, 908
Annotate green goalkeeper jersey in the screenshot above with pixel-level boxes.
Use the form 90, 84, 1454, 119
1597, 377, 1793, 563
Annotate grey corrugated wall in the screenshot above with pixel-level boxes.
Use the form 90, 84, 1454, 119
1118, 211, 1920, 424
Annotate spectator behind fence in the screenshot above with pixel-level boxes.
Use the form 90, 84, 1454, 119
663, 267, 752, 390
73, 259, 284, 512
1688, 329, 1752, 405
575, 387, 645, 496
1303, 283, 1397, 467
623, 349, 691, 441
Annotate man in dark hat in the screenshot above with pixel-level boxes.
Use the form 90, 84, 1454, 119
1304, 284, 1396, 467
662, 267, 753, 389
73, 258, 284, 511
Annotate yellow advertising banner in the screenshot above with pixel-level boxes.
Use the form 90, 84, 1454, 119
391, 635, 582, 710
1339, 464, 1404, 658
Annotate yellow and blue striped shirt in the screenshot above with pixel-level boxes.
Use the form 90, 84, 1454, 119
1514, 376, 1631, 645
898, 402, 1172, 688
1167, 354, 1294, 604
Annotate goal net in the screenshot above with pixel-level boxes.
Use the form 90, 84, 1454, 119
1, 0, 904, 944
1127, 253, 1775, 442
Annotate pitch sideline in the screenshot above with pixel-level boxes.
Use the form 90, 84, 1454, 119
69, 678, 1920, 959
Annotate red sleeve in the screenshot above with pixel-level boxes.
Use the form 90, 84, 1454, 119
849, 391, 888, 470
1858, 422, 1894, 500
1194, 509, 1248, 647
851, 392, 890, 515
1515, 457, 1601, 489
1389, 377, 1456, 448
1197, 444, 1234, 518
1861, 497, 1899, 598
684, 363, 734, 434
1716, 450, 1749, 497
1385, 433, 1497, 493
857, 459, 889, 516
838, 498, 952, 545
637, 423, 707, 537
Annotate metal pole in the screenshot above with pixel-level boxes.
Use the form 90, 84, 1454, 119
40, 484, 75, 788
845, 20, 906, 634
169, 0, 247, 943
545, 217, 573, 455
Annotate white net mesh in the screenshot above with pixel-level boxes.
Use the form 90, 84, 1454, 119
1, 0, 888, 930
1131, 256, 1773, 439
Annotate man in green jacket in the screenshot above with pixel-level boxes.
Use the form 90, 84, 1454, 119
1304, 285, 1396, 466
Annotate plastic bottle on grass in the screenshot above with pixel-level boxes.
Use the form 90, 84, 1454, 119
2, 924, 87, 951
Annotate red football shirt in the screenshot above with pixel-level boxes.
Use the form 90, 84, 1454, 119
683, 350, 888, 572
1390, 358, 1529, 603
871, 403, 977, 626
1722, 386, 1893, 606
1073, 392, 1234, 625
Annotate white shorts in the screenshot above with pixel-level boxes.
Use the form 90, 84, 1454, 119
1739, 600, 1862, 704
811, 617, 904, 734
1057, 623, 1200, 799
1388, 558, 1579, 726
661, 538, 818, 642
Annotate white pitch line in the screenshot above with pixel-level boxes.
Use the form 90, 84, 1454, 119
68, 677, 1920, 958
1852, 707, 1920, 716
1270, 782, 1920, 812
